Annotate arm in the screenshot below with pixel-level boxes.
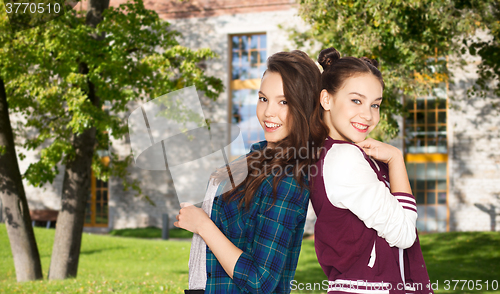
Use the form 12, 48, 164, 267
175, 177, 307, 294
356, 138, 412, 194
231, 177, 307, 293
324, 144, 417, 248
174, 203, 243, 279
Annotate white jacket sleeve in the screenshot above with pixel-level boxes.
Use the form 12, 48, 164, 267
323, 144, 417, 249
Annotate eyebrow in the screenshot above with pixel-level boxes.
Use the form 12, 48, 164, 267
349, 92, 383, 101
258, 91, 286, 98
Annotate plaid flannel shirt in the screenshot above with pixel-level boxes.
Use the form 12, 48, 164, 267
205, 141, 310, 294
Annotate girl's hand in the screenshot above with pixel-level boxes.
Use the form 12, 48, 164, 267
174, 203, 211, 235
356, 138, 403, 164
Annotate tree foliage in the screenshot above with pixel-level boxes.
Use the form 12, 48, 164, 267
292, 0, 497, 141
467, 1, 500, 99
6, 0, 223, 195
1, 0, 223, 281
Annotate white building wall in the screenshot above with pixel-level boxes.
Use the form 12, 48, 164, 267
10, 114, 64, 213
107, 8, 322, 231
170, 8, 319, 233
19, 5, 500, 234
448, 42, 500, 232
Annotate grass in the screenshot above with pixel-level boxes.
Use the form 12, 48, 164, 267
0, 224, 191, 293
1, 224, 499, 293
109, 227, 193, 239
420, 232, 500, 294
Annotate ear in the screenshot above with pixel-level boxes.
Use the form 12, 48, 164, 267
320, 89, 332, 111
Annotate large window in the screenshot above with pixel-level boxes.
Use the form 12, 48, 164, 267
229, 33, 267, 159
404, 83, 447, 153
406, 159, 448, 232
404, 57, 448, 232
85, 161, 109, 227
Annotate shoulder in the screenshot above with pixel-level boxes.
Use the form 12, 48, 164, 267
261, 175, 308, 201
324, 142, 368, 168
249, 141, 268, 152
259, 175, 309, 221
323, 143, 379, 186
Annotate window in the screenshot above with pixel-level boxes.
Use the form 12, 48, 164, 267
229, 33, 267, 159
404, 57, 448, 232
404, 82, 447, 153
406, 160, 448, 232
85, 159, 109, 227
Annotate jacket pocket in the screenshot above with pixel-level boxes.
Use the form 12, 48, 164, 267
368, 240, 376, 268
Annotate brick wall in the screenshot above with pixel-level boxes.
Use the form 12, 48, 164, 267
104, 0, 297, 19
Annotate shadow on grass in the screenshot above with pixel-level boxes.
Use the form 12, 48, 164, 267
80, 246, 127, 255
109, 227, 193, 239
419, 232, 500, 293
420, 232, 500, 278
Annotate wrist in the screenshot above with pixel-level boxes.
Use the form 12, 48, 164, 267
387, 148, 404, 165
198, 218, 215, 239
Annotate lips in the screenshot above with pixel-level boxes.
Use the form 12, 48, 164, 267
351, 122, 369, 133
264, 121, 282, 132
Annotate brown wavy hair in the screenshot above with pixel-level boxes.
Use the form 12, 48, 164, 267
212, 50, 329, 208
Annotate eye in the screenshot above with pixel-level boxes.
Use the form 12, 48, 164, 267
372, 104, 380, 109
279, 100, 287, 105
351, 99, 361, 105
258, 96, 267, 102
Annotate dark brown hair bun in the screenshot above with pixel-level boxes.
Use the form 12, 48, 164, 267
360, 57, 380, 69
318, 47, 341, 72
317, 47, 385, 99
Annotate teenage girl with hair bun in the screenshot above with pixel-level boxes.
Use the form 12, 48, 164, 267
310, 47, 433, 294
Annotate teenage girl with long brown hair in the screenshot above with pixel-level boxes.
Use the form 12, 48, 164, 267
175, 50, 328, 294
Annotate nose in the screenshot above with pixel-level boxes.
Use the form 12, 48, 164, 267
264, 102, 277, 118
359, 105, 372, 121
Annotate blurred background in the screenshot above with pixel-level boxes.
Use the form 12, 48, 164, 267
1, 0, 499, 286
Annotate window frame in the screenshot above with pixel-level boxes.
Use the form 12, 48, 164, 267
227, 32, 267, 160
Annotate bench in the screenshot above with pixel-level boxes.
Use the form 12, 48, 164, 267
30, 210, 59, 229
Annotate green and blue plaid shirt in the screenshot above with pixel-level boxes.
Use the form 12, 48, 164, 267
205, 141, 310, 294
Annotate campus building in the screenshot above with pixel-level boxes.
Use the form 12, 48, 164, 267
5, 0, 499, 233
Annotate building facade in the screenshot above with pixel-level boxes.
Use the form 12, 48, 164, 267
6, 0, 499, 233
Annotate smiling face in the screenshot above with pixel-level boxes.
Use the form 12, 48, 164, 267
320, 74, 383, 143
256, 71, 290, 145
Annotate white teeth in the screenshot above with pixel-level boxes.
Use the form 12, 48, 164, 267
265, 122, 281, 128
353, 123, 368, 130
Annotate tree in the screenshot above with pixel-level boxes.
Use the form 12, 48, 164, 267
47, 0, 111, 280
0, 7, 43, 282
467, 1, 500, 99
1, 0, 223, 280
291, 0, 496, 141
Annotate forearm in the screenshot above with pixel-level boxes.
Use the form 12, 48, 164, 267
387, 152, 412, 195
198, 220, 243, 279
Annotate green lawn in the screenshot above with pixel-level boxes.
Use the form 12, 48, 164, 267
109, 227, 194, 239
1, 224, 499, 293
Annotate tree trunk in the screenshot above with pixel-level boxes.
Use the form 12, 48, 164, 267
85, 0, 110, 29
47, 124, 97, 279
0, 77, 43, 281
47, 0, 109, 280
